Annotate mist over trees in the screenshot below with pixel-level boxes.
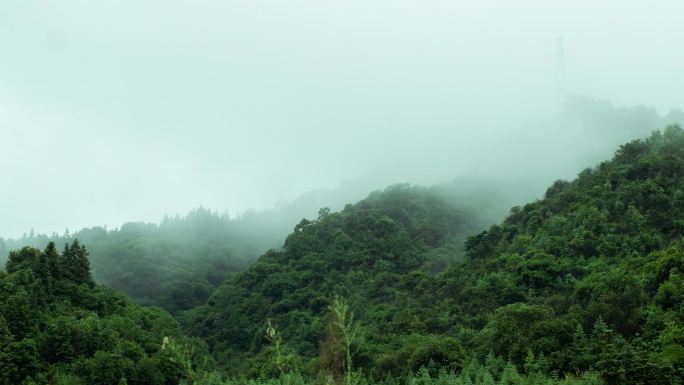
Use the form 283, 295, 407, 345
3, 1, 684, 383
3, 96, 681, 312
5, 126, 684, 384
1, 209, 270, 311
184, 126, 684, 384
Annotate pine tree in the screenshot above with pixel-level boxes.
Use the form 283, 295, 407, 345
591, 317, 624, 385
570, 324, 592, 373
44, 242, 60, 282
61, 240, 94, 287
523, 350, 537, 375
33, 250, 51, 305
498, 361, 522, 385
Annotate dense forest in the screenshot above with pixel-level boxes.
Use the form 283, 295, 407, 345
3, 96, 680, 314
6, 0, 684, 383
0, 210, 265, 312
0, 240, 212, 384
185, 126, 684, 384
3, 125, 684, 384
0, 181, 498, 314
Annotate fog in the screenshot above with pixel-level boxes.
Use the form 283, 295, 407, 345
1, 0, 683, 238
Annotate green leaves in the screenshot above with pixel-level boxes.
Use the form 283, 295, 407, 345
0, 241, 212, 384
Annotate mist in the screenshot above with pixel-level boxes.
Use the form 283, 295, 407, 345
2, 0, 684, 238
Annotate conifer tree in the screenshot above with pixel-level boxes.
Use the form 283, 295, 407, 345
61, 240, 94, 287
44, 242, 60, 281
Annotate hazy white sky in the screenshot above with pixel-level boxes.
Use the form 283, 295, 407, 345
1, 0, 683, 238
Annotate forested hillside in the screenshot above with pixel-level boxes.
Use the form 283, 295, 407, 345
4, 126, 684, 385
185, 126, 684, 384
0, 210, 272, 312
185, 185, 479, 375
0, 241, 211, 384
0, 184, 494, 314
426, 125, 684, 384
3, 96, 680, 317
7, 0, 684, 383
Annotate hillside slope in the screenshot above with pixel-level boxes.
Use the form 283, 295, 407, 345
427, 125, 684, 383
185, 185, 480, 375
0, 210, 266, 312
186, 126, 684, 384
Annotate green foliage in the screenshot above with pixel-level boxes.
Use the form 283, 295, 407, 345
187, 127, 684, 384
0, 242, 213, 385
5, 126, 684, 384
180, 360, 602, 385
1, 209, 269, 312
61, 240, 95, 288
436, 126, 684, 383
185, 185, 478, 376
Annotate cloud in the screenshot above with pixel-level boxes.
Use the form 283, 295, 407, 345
1, 0, 683, 237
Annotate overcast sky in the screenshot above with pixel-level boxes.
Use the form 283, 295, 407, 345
1, 0, 683, 238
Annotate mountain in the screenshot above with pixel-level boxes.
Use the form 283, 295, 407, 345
186, 126, 684, 384
3, 96, 681, 317
0, 183, 493, 315
184, 184, 481, 376
0, 209, 273, 313
429, 125, 684, 384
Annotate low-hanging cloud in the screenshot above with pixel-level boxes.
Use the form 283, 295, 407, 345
1, 0, 683, 238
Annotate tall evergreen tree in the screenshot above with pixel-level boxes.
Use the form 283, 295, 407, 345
61, 239, 94, 287
44, 242, 60, 282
